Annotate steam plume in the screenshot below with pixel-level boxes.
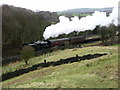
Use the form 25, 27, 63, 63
43, 7, 118, 39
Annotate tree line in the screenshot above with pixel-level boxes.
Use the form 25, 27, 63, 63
49, 24, 119, 45
2, 5, 59, 57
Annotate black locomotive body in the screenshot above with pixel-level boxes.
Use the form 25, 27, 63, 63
23, 34, 100, 51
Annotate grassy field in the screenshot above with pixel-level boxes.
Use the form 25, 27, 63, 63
1, 41, 102, 74
1, 44, 118, 88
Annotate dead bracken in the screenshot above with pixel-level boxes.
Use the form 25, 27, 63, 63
1, 53, 107, 81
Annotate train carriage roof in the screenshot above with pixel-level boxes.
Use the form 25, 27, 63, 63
48, 34, 99, 42
35, 41, 48, 44
28, 43, 36, 46
49, 38, 69, 42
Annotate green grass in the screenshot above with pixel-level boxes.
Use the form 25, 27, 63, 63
2, 45, 118, 88
81, 41, 101, 47
1, 50, 62, 74
1, 41, 102, 74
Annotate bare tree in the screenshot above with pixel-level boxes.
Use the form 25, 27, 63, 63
20, 46, 35, 65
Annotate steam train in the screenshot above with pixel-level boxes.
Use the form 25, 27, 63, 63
23, 34, 101, 51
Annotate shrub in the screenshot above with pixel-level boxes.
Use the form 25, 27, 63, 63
20, 46, 35, 65
51, 46, 58, 51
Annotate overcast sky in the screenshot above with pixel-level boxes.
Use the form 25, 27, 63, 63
1, 0, 120, 12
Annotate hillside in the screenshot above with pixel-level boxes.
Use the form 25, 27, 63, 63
2, 4, 59, 57
2, 45, 118, 88
57, 7, 113, 18
58, 7, 113, 13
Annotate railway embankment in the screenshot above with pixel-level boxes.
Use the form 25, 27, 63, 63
1, 53, 107, 81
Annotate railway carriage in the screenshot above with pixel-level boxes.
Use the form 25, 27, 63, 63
69, 36, 86, 44
23, 34, 101, 51
49, 38, 69, 47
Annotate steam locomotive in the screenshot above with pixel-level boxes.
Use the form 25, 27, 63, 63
23, 34, 101, 51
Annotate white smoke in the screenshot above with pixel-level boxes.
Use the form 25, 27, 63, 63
43, 7, 118, 39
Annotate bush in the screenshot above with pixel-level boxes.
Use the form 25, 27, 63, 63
20, 46, 35, 65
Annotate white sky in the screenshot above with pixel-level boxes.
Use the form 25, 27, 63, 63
1, 0, 120, 12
